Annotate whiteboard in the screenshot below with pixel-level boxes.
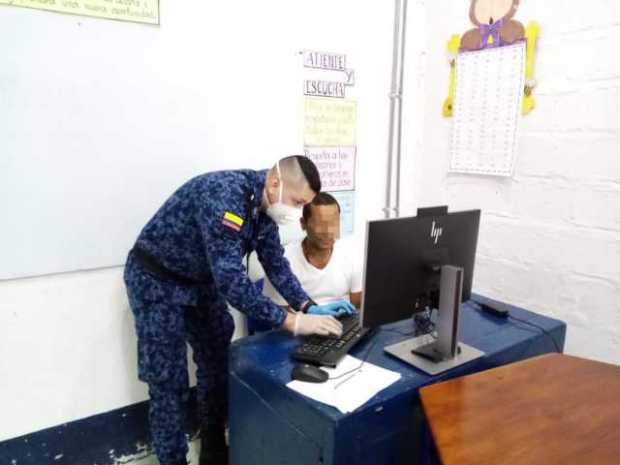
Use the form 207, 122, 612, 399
0, 1, 392, 279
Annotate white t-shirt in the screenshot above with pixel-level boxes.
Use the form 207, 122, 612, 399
262, 239, 363, 306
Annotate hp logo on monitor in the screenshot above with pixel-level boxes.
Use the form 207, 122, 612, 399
430, 221, 443, 244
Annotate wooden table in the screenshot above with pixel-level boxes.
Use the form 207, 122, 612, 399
420, 353, 620, 465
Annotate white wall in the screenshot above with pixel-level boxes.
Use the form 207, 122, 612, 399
0, 0, 395, 442
0, 268, 144, 440
0, 0, 395, 281
408, 0, 620, 364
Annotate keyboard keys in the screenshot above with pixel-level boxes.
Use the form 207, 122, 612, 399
293, 322, 369, 368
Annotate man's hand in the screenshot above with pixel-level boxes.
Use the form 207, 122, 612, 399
283, 312, 343, 337
307, 300, 356, 317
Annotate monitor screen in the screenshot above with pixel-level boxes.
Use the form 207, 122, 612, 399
360, 209, 480, 329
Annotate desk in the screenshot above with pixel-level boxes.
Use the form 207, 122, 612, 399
420, 353, 620, 465
229, 298, 566, 465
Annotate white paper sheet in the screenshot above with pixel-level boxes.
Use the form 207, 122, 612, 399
450, 42, 526, 177
287, 355, 401, 413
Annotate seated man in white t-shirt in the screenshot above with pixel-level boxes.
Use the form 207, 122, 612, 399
262, 192, 363, 311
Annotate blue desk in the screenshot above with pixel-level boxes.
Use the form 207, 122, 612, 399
229, 298, 566, 465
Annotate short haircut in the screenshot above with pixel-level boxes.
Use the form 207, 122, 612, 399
279, 155, 321, 193
302, 192, 341, 221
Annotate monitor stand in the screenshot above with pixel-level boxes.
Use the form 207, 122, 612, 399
384, 265, 485, 375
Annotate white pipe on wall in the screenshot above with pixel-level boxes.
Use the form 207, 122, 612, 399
384, 0, 408, 219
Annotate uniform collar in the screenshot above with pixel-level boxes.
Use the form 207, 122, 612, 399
251, 169, 268, 213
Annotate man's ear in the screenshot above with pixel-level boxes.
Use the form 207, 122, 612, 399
268, 171, 280, 189
300, 217, 307, 231
265, 171, 280, 200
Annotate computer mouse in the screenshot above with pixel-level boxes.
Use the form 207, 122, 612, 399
291, 363, 329, 383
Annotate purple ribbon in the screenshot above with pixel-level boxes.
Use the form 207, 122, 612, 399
479, 19, 504, 48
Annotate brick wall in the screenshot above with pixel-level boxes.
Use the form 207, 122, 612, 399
406, 0, 620, 364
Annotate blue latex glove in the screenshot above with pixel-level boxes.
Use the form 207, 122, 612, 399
307, 300, 357, 316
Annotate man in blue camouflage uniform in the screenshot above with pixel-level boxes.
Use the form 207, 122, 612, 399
124, 156, 352, 465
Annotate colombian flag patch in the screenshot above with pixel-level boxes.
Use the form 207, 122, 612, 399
222, 211, 244, 232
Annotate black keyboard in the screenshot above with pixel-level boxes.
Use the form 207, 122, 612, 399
292, 314, 370, 368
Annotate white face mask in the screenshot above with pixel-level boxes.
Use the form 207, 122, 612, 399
266, 163, 303, 226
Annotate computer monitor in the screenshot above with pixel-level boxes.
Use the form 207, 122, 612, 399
360, 209, 480, 329
417, 205, 448, 218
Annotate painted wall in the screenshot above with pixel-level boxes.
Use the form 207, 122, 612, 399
408, 0, 620, 365
0, 0, 399, 450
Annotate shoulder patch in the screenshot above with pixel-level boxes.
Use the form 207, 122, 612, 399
222, 211, 244, 232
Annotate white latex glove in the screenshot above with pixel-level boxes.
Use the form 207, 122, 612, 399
293, 313, 343, 337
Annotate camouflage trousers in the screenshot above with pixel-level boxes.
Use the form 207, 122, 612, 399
124, 255, 234, 465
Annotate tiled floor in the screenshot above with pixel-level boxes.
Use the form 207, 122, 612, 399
111, 439, 200, 465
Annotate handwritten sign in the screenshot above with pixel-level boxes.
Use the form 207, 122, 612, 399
304, 98, 357, 146
304, 79, 345, 98
303, 50, 346, 71
329, 191, 355, 235
0, 0, 160, 25
343, 69, 355, 86
304, 146, 356, 192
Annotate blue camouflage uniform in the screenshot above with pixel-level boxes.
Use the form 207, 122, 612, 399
123, 169, 309, 465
